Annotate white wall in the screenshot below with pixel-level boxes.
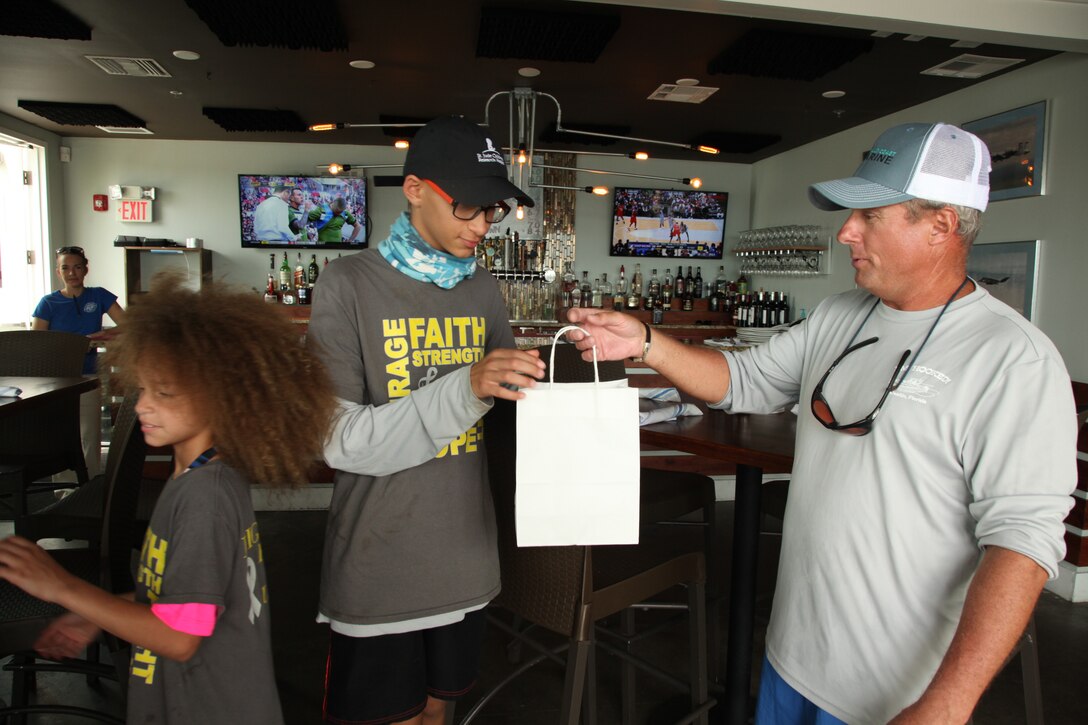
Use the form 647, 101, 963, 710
56, 138, 410, 299
751, 52, 1088, 379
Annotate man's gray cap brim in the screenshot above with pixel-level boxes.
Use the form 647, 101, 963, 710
808, 177, 916, 211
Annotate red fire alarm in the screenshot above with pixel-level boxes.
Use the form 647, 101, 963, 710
93, 194, 108, 212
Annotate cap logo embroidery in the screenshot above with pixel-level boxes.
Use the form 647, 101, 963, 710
865, 146, 897, 165
477, 137, 506, 165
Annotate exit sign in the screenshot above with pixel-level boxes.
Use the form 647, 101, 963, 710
116, 198, 153, 223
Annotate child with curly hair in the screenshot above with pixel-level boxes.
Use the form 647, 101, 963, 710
0, 273, 336, 724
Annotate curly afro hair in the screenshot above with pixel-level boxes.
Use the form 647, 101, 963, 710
103, 272, 337, 488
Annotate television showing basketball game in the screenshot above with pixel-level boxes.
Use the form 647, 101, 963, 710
238, 174, 368, 249
609, 187, 728, 259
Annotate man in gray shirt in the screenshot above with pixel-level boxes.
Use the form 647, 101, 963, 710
569, 122, 1076, 723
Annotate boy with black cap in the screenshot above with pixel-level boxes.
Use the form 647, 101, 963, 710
308, 115, 545, 725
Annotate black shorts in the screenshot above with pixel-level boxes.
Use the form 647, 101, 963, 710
323, 609, 487, 725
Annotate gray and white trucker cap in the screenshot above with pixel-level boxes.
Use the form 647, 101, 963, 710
809, 122, 991, 212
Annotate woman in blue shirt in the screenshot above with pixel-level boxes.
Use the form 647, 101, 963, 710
32, 246, 125, 373
31, 246, 125, 477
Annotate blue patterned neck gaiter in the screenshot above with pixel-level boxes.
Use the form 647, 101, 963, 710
378, 212, 478, 289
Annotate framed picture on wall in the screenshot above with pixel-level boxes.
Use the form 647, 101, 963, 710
966, 240, 1040, 321
962, 101, 1047, 203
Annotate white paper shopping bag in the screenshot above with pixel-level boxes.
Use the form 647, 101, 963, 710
515, 326, 640, 546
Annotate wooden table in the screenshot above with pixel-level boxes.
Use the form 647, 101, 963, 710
640, 405, 796, 725
0, 376, 100, 419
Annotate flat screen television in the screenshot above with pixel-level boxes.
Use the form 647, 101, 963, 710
238, 174, 368, 249
609, 187, 728, 259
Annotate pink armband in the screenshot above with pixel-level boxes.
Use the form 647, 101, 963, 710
151, 602, 221, 637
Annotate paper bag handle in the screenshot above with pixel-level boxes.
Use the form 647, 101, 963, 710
548, 325, 599, 385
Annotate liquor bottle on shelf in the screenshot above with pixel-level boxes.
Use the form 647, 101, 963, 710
714, 265, 728, 297
645, 269, 660, 310
561, 263, 576, 308
685, 266, 695, 299
737, 272, 749, 296
627, 264, 642, 310
673, 266, 685, 300
681, 284, 694, 312
694, 267, 704, 299
264, 254, 278, 303
708, 285, 721, 313
591, 277, 603, 308
662, 268, 674, 310
778, 293, 790, 325
279, 252, 291, 291
613, 266, 627, 310
293, 253, 305, 289
724, 283, 736, 325
579, 271, 592, 308
308, 254, 320, 285
599, 273, 612, 308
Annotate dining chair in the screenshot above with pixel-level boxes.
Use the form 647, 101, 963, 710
543, 342, 725, 679
462, 368, 714, 724
0, 330, 93, 517
0, 392, 147, 723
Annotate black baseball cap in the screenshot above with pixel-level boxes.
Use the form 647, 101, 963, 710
403, 116, 535, 207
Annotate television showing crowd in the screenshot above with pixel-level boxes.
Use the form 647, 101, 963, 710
239, 174, 368, 247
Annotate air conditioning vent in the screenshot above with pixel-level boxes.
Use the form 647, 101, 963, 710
96, 126, 154, 135
85, 55, 172, 78
921, 54, 1024, 79
648, 84, 719, 104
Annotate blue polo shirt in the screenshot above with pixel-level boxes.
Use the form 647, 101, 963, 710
32, 287, 118, 374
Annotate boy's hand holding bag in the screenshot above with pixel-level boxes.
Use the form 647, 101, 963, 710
514, 326, 640, 547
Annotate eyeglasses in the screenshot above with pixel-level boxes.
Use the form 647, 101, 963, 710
424, 180, 510, 224
810, 337, 910, 436
809, 277, 970, 437
56, 246, 85, 256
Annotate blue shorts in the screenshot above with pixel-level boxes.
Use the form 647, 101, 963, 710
755, 655, 847, 725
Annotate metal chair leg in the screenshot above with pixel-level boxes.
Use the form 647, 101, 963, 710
560, 640, 591, 725
1020, 616, 1044, 725
688, 580, 710, 725
620, 608, 637, 724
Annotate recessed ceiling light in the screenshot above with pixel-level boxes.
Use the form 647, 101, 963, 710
172, 50, 200, 61
903, 34, 927, 42
169, 90, 184, 96
871, 31, 893, 38
822, 90, 846, 99
518, 67, 541, 78
349, 60, 376, 70
674, 78, 700, 86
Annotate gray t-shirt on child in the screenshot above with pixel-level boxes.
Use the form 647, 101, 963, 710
128, 461, 284, 724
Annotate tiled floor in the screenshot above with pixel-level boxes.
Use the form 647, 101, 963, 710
2, 506, 1088, 723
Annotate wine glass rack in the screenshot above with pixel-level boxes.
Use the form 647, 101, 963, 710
733, 225, 831, 277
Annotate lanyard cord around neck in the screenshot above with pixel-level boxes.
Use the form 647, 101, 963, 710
845, 276, 971, 390
182, 447, 218, 475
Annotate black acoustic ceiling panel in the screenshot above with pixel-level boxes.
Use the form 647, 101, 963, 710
0, 0, 92, 41
202, 107, 306, 132
539, 121, 631, 146
708, 28, 873, 81
689, 131, 781, 155
17, 100, 144, 127
477, 7, 619, 62
183, 0, 346, 51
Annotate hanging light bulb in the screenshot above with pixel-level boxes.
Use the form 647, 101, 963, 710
309, 122, 343, 132
682, 177, 703, 189
394, 139, 410, 150
515, 204, 525, 220
632, 151, 649, 161
591, 186, 609, 196
694, 145, 720, 155
516, 145, 528, 164
328, 163, 345, 175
